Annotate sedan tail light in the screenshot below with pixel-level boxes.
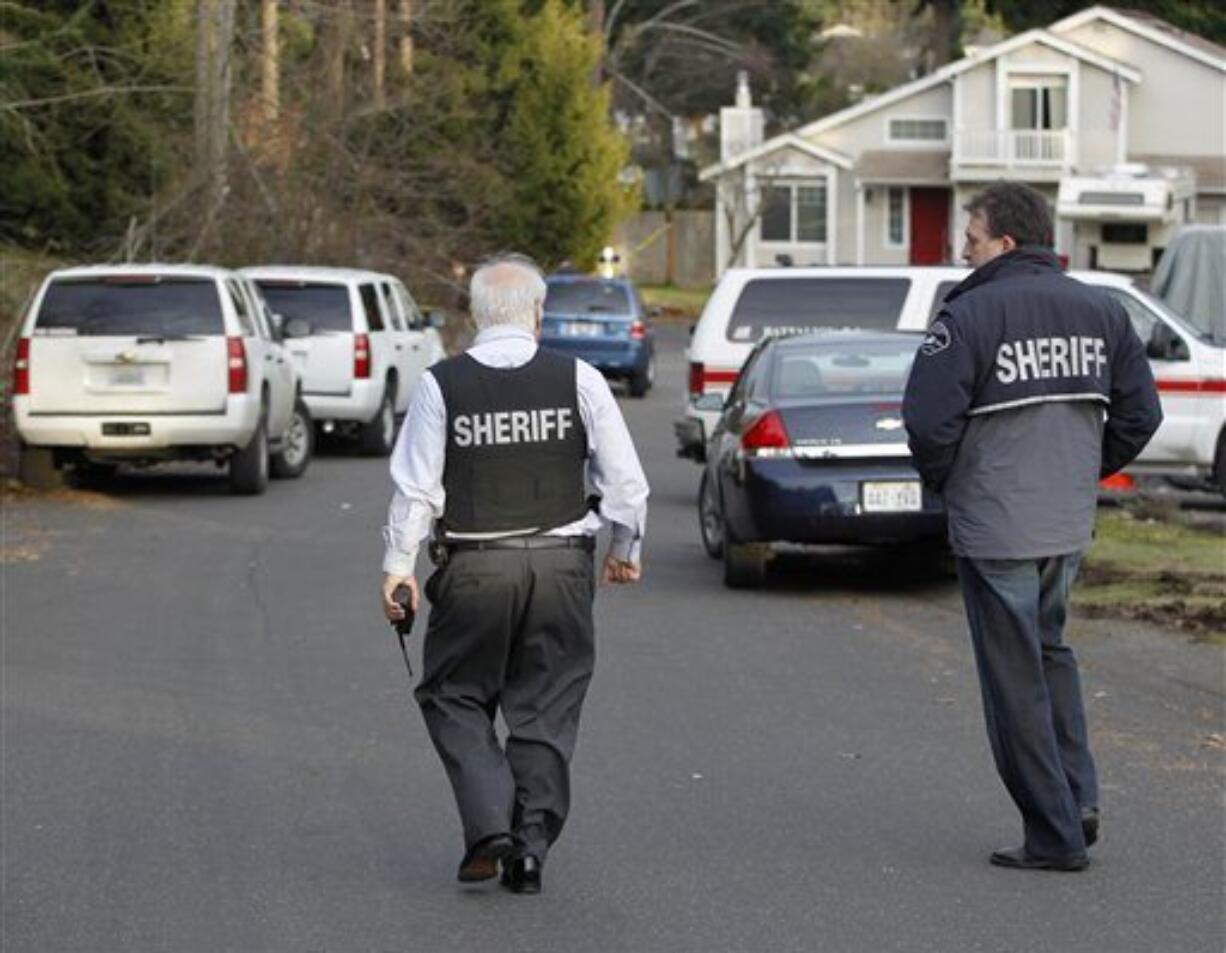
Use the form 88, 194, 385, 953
13, 337, 30, 395
741, 409, 792, 458
353, 333, 371, 379
227, 336, 248, 393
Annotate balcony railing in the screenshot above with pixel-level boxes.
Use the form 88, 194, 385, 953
954, 129, 1073, 167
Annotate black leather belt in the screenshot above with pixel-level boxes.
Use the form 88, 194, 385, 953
442, 535, 595, 553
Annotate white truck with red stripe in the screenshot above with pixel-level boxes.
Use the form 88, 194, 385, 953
676, 266, 1226, 494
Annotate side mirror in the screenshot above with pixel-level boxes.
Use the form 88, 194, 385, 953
283, 317, 312, 340
648, 306, 662, 319
1147, 321, 1190, 361
427, 310, 446, 330
694, 392, 726, 413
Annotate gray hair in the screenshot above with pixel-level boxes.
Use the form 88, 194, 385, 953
469, 254, 547, 331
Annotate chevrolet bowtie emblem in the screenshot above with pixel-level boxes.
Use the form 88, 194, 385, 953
875, 417, 903, 431
116, 350, 138, 363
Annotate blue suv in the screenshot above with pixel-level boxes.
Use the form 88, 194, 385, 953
540, 274, 656, 397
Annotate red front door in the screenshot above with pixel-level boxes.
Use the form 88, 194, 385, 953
909, 187, 951, 264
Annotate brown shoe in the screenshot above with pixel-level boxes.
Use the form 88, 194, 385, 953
457, 834, 516, 882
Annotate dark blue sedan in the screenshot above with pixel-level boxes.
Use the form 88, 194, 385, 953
540, 275, 656, 397
697, 331, 947, 587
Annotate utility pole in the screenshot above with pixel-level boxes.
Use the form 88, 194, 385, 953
261, 0, 280, 122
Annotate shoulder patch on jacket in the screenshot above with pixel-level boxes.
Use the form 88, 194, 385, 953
921, 320, 951, 356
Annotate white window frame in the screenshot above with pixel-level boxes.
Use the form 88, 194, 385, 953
884, 186, 909, 249
758, 180, 829, 245
885, 115, 949, 146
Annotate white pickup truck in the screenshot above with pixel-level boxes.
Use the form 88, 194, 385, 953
676, 266, 1226, 494
12, 264, 313, 494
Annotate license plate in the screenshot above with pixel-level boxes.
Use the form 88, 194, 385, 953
862, 481, 922, 513
562, 321, 602, 337
108, 366, 146, 386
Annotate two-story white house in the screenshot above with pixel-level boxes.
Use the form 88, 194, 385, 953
702, 6, 1225, 276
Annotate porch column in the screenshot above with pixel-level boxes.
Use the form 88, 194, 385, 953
855, 181, 866, 265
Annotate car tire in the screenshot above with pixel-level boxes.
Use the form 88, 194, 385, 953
1215, 431, 1226, 498
628, 352, 655, 398
359, 387, 396, 457
271, 399, 313, 479
723, 539, 768, 589
230, 419, 270, 495
698, 470, 724, 559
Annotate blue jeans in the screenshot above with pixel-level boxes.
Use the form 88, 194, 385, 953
957, 553, 1098, 859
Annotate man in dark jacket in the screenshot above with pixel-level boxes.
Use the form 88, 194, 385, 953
903, 182, 1162, 872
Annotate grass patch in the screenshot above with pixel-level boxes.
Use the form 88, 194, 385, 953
1077, 508, 1226, 641
640, 284, 711, 322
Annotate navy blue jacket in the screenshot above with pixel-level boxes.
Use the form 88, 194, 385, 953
903, 248, 1162, 558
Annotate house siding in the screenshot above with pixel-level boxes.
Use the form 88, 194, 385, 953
813, 85, 952, 157
1078, 66, 1121, 170
1059, 20, 1226, 160
958, 62, 997, 131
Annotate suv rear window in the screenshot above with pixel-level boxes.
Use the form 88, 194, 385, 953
545, 280, 631, 314
727, 278, 911, 342
35, 277, 225, 336
256, 282, 352, 333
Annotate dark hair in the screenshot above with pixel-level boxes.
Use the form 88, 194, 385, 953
964, 182, 1053, 247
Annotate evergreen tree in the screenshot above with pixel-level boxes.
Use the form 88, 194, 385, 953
494, 0, 635, 269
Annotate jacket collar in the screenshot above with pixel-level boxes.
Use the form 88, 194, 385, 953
945, 246, 1062, 304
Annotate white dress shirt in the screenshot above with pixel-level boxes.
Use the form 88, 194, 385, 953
383, 325, 649, 576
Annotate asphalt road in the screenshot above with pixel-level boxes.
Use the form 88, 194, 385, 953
3, 325, 1224, 953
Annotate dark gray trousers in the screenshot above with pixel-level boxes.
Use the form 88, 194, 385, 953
414, 546, 595, 861
957, 553, 1098, 859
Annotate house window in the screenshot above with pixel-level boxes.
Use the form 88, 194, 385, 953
760, 186, 792, 242
886, 188, 907, 247
888, 118, 947, 143
759, 182, 828, 244
797, 187, 827, 242
1010, 81, 1067, 130
1102, 222, 1148, 244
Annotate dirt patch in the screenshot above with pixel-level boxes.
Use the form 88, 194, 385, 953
1076, 507, 1226, 640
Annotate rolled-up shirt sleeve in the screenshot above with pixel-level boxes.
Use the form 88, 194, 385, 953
576, 361, 649, 562
382, 371, 446, 575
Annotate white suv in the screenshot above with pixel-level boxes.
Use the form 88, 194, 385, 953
677, 266, 1226, 493
12, 264, 313, 494
243, 266, 446, 456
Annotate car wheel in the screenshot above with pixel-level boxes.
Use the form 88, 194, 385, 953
271, 399, 313, 479
698, 470, 724, 559
628, 353, 654, 398
230, 419, 270, 495
723, 538, 768, 589
1216, 431, 1226, 498
359, 387, 396, 456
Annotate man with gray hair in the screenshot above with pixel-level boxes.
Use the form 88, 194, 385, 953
381, 255, 648, 894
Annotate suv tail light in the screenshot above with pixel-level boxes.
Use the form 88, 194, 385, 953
629, 321, 646, 340
13, 337, 30, 395
354, 333, 371, 379
741, 409, 792, 457
688, 361, 704, 397
227, 336, 248, 393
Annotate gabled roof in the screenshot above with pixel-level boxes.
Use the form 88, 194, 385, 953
699, 134, 852, 182
1052, 5, 1226, 73
702, 28, 1139, 180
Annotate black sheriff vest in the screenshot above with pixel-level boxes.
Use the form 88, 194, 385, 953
432, 348, 589, 535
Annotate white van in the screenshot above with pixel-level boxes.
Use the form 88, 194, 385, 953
242, 266, 446, 455
676, 266, 1226, 494
12, 264, 312, 494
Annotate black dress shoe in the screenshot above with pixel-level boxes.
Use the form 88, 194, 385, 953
458, 834, 516, 882
1081, 807, 1100, 847
500, 855, 543, 894
990, 846, 1089, 872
